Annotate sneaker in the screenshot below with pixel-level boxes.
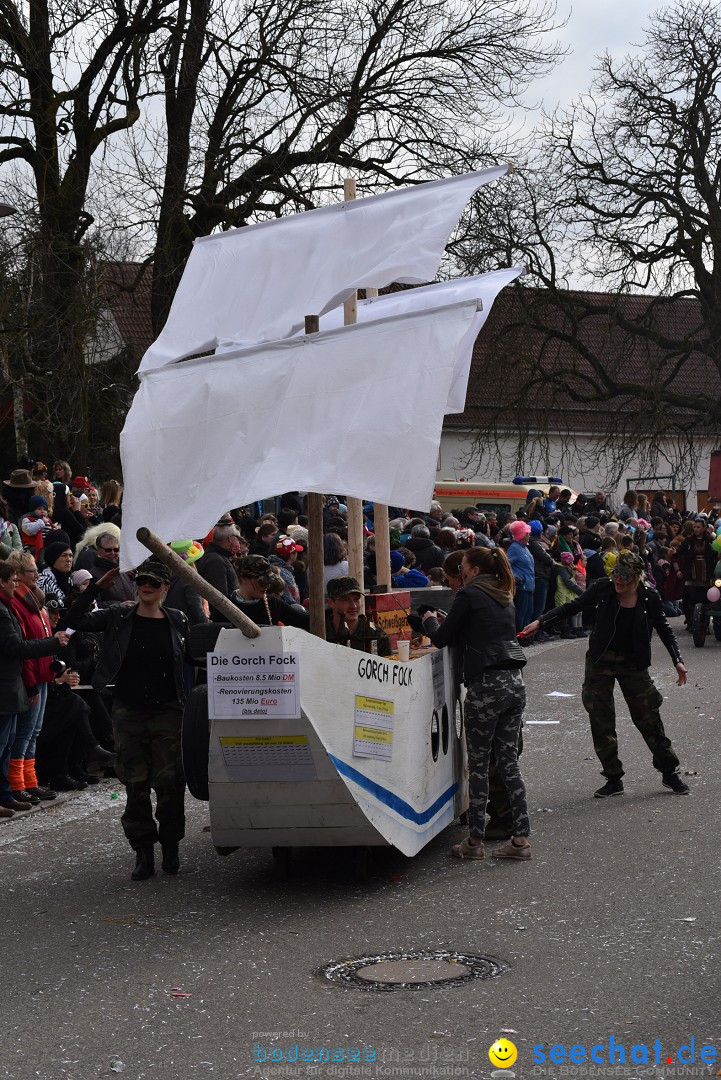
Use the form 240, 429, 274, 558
492, 839, 532, 860
11, 789, 40, 805
26, 786, 58, 800
594, 778, 624, 799
662, 773, 690, 795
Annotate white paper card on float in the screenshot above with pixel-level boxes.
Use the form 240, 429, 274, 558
207, 652, 300, 720
353, 695, 395, 761
217, 734, 317, 782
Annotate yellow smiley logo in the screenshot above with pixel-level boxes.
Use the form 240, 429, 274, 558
488, 1039, 518, 1069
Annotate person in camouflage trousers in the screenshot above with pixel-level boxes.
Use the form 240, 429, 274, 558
67, 558, 190, 879
112, 701, 186, 854
464, 669, 530, 842
581, 654, 680, 781
524, 551, 689, 799
485, 729, 524, 839
423, 545, 532, 861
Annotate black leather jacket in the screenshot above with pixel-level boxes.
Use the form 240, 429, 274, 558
540, 577, 683, 668
66, 583, 189, 702
424, 580, 526, 684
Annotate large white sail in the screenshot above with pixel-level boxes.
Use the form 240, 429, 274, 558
121, 300, 480, 568
137, 167, 508, 374
309, 267, 525, 414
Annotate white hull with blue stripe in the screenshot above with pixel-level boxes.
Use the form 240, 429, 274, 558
207, 625, 468, 857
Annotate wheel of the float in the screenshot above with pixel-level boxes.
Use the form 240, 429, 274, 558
692, 603, 707, 648
182, 684, 210, 800
352, 846, 371, 881
713, 616, 721, 642
272, 846, 293, 877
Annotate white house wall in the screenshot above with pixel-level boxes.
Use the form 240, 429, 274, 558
438, 429, 719, 511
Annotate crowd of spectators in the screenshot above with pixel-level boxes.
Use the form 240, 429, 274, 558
1, 456, 719, 825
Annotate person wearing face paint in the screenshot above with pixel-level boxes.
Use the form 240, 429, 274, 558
522, 551, 689, 799
66, 559, 189, 880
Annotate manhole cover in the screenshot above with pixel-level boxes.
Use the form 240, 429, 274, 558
316, 950, 507, 991
357, 959, 469, 984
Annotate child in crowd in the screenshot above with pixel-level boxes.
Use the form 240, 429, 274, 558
601, 536, 618, 577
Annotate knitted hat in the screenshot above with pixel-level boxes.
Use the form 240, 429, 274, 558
28, 495, 48, 512
70, 569, 93, 588
43, 541, 72, 567
389, 550, 405, 572
560, 551, 574, 565
509, 520, 531, 541
529, 520, 543, 536
545, 524, 557, 538
50, 530, 72, 550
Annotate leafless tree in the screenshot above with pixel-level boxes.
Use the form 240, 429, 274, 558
452, 0, 721, 490
141, 0, 565, 332
0, 0, 174, 465
0, 0, 563, 466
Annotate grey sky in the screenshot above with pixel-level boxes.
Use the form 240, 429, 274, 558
527, 0, 663, 114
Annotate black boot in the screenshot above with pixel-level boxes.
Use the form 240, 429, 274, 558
131, 846, 155, 881
48, 774, 88, 791
86, 745, 116, 770
161, 843, 180, 875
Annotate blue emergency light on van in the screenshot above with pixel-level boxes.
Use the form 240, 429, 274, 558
513, 475, 563, 485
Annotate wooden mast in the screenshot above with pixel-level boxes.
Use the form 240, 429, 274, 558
360, 283, 391, 591
136, 527, 261, 637
304, 314, 327, 640
342, 177, 366, 590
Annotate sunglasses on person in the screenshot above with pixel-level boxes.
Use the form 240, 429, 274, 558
136, 575, 164, 589
101, 546, 120, 553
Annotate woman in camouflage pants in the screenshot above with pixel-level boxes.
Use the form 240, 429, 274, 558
422, 546, 531, 861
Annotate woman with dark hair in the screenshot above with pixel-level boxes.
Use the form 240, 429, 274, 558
422, 546, 531, 862
323, 532, 349, 590
101, 479, 123, 527
618, 490, 639, 522
435, 528, 457, 554
51, 483, 86, 547
37, 542, 75, 607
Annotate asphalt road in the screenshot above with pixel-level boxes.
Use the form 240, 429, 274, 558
3, 631, 719, 1080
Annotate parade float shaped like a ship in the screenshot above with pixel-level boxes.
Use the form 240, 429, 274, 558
120, 167, 524, 858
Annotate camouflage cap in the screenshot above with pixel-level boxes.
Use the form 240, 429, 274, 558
612, 551, 645, 578
136, 558, 172, 585
327, 575, 363, 600
236, 555, 277, 585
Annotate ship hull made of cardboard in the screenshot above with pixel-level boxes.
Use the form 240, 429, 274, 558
204, 626, 468, 857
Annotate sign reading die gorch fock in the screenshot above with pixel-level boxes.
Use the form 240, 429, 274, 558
207, 652, 301, 719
